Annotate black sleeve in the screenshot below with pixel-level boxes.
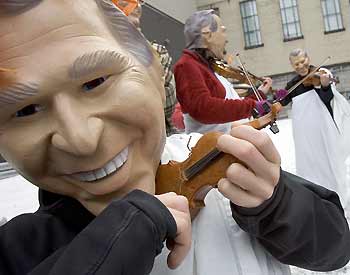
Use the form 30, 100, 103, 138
230, 170, 350, 272
0, 190, 176, 275
280, 79, 311, 106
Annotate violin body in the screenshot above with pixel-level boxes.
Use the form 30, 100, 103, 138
210, 59, 263, 87
156, 102, 282, 210
156, 132, 237, 209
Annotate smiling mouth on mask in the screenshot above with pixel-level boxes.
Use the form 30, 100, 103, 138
70, 147, 129, 183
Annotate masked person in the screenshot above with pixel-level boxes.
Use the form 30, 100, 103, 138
113, 0, 178, 136
174, 10, 273, 134
279, 48, 350, 207
0, 2, 349, 275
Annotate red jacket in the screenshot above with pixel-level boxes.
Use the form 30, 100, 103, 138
174, 50, 263, 124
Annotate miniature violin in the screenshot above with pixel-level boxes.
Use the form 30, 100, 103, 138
155, 102, 282, 210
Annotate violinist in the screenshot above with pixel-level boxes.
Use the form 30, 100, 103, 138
0, 3, 350, 275
280, 48, 350, 206
174, 10, 272, 134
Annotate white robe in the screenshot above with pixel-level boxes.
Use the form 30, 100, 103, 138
150, 133, 290, 275
291, 83, 350, 207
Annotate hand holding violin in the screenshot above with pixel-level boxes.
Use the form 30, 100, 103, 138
155, 192, 191, 269
216, 125, 281, 208
319, 69, 331, 88
257, 77, 273, 94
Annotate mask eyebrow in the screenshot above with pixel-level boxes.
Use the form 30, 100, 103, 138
0, 82, 39, 107
68, 50, 133, 80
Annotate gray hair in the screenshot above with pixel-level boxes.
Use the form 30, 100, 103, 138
184, 9, 218, 49
0, 0, 153, 67
289, 48, 308, 61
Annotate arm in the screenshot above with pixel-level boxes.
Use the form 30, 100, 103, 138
216, 125, 350, 271
174, 61, 257, 124
1, 190, 189, 275
231, 171, 350, 271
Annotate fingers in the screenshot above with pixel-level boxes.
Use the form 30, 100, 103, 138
156, 192, 189, 213
229, 125, 281, 165
320, 73, 330, 87
262, 77, 272, 86
225, 162, 275, 199
217, 128, 280, 180
155, 192, 192, 269
166, 207, 192, 269
218, 177, 264, 208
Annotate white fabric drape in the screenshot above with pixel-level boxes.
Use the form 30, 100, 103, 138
291, 83, 350, 207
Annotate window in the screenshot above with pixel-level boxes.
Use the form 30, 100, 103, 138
198, 5, 220, 16
279, 0, 303, 41
240, 0, 263, 49
321, 0, 344, 33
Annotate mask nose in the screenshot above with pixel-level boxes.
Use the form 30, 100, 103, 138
51, 94, 104, 156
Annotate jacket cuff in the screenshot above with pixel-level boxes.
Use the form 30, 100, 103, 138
124, 189, 177, 241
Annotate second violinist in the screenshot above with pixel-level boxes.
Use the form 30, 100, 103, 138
174, 10, 272, 134
280, 48, 350, 206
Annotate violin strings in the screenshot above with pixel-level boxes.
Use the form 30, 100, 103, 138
184, 148, 222, 180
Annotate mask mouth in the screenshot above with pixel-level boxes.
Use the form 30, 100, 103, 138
69, 147, 129, 183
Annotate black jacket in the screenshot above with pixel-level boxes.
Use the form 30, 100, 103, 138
0, 170, 349, 274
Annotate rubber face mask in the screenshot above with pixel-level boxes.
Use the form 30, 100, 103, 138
290, 54, 310, 77
112, 0, 138, 16
0, 0, 166, 216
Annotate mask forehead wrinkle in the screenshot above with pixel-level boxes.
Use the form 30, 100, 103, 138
0, 82, 38, 107
95, 0, 153, 67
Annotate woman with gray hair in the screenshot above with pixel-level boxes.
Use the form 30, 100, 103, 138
174, 10, 273, 134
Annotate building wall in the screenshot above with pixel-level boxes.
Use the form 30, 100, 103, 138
196, 0, 350, 96
147, 0, 196, 23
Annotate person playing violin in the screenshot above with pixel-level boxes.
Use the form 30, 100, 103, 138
0, 2, 349, 275
174, 10, 272, 134
279, 48, 350, 206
